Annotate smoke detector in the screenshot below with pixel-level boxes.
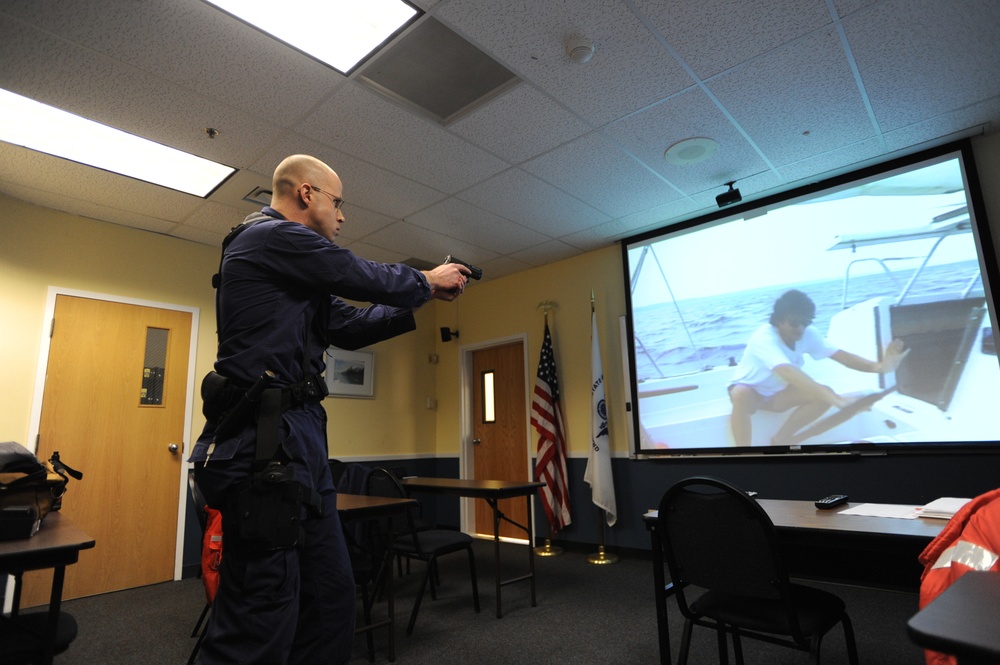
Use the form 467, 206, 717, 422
566, 37, 595, 64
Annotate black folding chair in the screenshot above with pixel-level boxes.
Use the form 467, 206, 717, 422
366, 467, 480, 636
657, 476, 859, 665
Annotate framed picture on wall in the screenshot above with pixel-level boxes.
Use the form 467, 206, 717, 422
324, 348, 375, 398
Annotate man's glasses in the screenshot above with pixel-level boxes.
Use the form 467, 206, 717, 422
788, 318, 813, 328
312, 186, 345, 210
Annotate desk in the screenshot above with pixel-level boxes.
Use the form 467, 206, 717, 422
337, 493, 416, 663
400, 477, 545, 618
645, 500, 945, 665
908, 571, 1000, 665
0, 512, 95, 665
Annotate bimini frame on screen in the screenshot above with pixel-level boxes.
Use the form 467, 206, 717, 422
621, 140, 1000, 458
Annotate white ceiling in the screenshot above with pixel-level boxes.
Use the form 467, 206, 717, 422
1, 0, 997, 281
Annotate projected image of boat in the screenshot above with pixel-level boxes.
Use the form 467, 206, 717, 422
631, 198, 1000, 451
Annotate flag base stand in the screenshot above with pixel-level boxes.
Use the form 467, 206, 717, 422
588, 509, 619, 564
587, 545, 619, 565
533, 538, 565, 557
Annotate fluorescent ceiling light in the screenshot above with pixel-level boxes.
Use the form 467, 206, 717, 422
0, 88, 234, 197
203, 0, 420, 74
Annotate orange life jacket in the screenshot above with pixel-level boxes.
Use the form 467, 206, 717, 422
917, 488, 1000, 665
201, 506, 223, 603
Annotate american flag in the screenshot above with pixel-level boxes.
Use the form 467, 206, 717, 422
531, 322, 572, 532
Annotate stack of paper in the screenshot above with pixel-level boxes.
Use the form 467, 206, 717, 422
918, 497, 972, 519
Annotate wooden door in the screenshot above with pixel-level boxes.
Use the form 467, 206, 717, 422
471, 341, 528, 539
22, 295, 191, 605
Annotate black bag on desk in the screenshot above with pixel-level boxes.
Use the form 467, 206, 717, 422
0, 442, 82, 538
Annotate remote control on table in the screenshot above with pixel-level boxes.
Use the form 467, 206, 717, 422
815, 494, 849, 509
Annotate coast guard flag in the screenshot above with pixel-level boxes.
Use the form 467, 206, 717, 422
531, 322, 572, 532
584, 311, 617, 526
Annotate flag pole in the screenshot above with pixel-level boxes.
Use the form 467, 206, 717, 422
531, 300, 570, 556
535, 302, 564, 556
587, 289, 619, 565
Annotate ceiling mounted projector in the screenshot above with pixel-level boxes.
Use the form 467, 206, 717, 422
716, 181, 742, 208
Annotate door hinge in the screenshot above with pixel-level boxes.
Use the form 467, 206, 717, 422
50, 317, 55, 338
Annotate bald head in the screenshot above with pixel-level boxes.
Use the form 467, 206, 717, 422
272, 155, 336, 200
267, 155, 345, 236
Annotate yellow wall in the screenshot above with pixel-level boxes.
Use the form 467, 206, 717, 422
0, 195, 443, 458
0, 196, 218, 449
429, 246, 627, 458
324, 305, 439, 457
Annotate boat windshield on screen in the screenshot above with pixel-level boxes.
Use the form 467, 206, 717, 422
622, 141, 1000, 457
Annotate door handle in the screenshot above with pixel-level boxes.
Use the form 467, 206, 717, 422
472, 438, 481, 446
168, 443, 179, 454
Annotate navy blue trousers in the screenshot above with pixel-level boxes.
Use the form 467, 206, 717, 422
196, 490, 356, 665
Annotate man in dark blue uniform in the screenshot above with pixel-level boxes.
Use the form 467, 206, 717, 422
189, 154, 470, 664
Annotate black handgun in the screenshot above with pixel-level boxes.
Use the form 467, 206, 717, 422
444, 255, 483, 280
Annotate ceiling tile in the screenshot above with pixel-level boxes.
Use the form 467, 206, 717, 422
521, 132, 682, 217
708, 27, 874, 167
457, 168, 610, 237
634, 0, 830, 78
335, 240, 410, 266
183, 201, 248, 236
0, 0, 996, 279
335, 206, 399, 242
405, 197, 551, 253
171, 225, 227, 247
248, 134, 447, 220
612, 198, 705, 236
604, 87, 769, 195
881, 99, 1000, 155
0, 145, 204, 223
0, 15, 283, 169
832, 0, 882, 17
448, 83, 590, 164
844, 0, 1000, 132
298, 82, 510, 193
559, 221, 631, 252
509, 240, 581, 267
361, 221, 498, 267
437, 0, 693, 126
476, 255, 534, 281
0, 0, 342, 129
777, 138, 885, 184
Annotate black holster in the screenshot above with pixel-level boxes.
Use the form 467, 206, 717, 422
200, 370, 243, 421
206, 370, 326, 551
225, 380, 324, 552
227, 461, 306, 552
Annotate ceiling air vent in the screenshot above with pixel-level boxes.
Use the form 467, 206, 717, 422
360, 17, 519, 125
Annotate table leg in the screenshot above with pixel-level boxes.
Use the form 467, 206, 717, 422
491, 498, 502, 618
485, 495, 538, 618
526, 494, 536, 608
38, 565, 66, 665
386, 516, 396, 663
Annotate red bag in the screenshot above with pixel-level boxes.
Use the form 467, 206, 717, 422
201, 506, 223, 603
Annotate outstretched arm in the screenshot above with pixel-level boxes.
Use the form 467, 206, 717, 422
831, 339, 907, 374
